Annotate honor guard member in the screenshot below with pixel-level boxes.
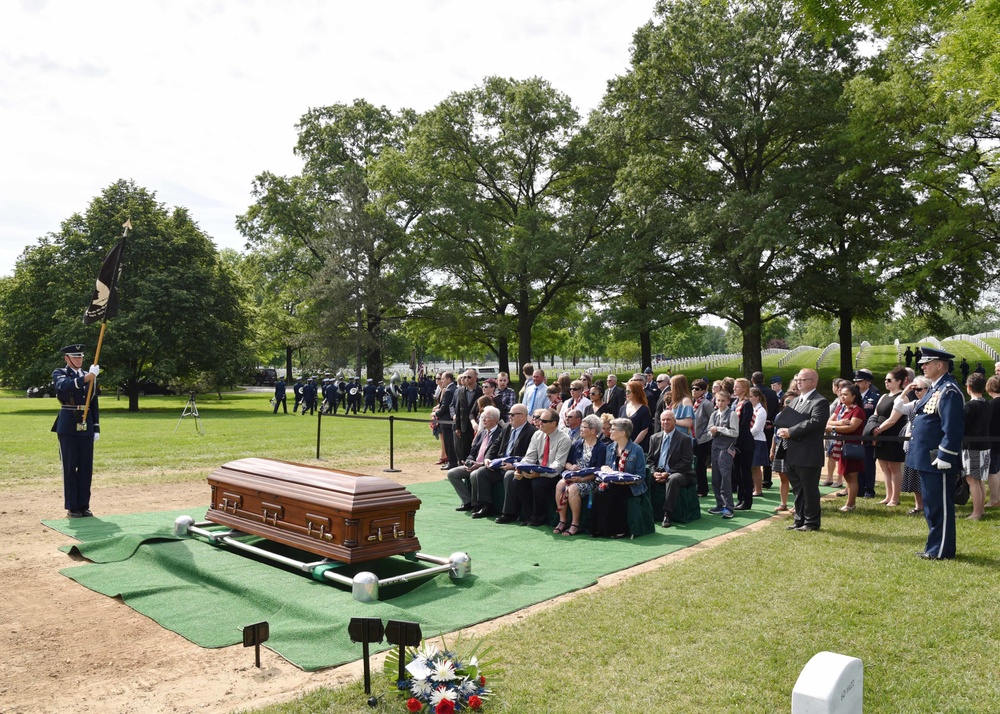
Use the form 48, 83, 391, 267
292, 376, 304, 413
272, 376, 287, 413
52, 344, 101, 518
906, 347, 965, 560
301, 376, 317, 415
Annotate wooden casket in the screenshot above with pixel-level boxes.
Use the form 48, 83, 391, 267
205, 458, 421, 564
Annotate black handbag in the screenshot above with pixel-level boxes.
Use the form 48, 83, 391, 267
954, 474, 971, 506
841, 440, 865, 461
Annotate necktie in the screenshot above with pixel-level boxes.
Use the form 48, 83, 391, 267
659, 434, 671, 469
476, 428, 493, 462
541, 435, 550, 467
505, 427, 519, 457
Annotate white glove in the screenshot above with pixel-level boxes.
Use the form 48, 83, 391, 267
931, 457, 951, 470
93, 432, 101, 442
89, 364, 101, 376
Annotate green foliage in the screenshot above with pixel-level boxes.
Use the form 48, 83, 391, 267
608, 0, 861, 376
373, 76, 615, 375
238, 100, 419, 380
0, 181, 252, 408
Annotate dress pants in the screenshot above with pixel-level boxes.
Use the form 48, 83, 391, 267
59, 434, 94, 511
734, 446, 754, 507
711, 445, 735, 511
513, 476, 557, 522
469, 466, 497, 506
447, 465, 474, 505
763, 427, 774, 486
860, 444, 878, 497
694, 440, 711, 496
273, 395, 286, 413
441, 424, 458, 467
919, 471, 956, 559
662, 472, 696, 518
787, 464, 821, 529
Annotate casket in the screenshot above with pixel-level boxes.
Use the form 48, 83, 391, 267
205, 457, 421, 564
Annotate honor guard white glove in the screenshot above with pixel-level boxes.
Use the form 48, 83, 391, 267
931, 457, 951, 470
89, 364, 101, 376
93, 432, 101, 442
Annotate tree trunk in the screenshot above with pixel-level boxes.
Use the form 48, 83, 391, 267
497, 335, 510, 378
285, 345, 293, 381
366, 313, 383, 381
838, 307, 854, 379
640, 325, 652, 372
740, 302, 763, 377
516, 310, 533, 391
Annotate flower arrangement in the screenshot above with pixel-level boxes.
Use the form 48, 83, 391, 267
384, 635, 498, 713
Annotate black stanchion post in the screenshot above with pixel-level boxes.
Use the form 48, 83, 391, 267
384, 415, 401, 473
316, 407, 322, 460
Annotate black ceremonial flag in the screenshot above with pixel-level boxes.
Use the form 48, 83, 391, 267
82, 237, 126, 325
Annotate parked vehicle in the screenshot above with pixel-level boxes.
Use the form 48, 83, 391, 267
254, 368, 278, 386
26, 384, 55, 398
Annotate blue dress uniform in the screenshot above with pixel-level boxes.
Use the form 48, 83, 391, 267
905, 348, 965, 559
51, 345, 100, 516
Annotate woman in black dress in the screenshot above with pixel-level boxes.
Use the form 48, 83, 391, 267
872, 366, 907, 506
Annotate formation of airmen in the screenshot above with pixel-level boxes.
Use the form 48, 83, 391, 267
274, 373, 438, 415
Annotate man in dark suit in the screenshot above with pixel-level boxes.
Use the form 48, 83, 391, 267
453, 369, 482, 462
776, 368, 829, 531
604, 374, 625, 417
473, 404, 537, 519
647, 410, 696, 527
436, 372, 459, 469
906, 347, 965, 560
447, 407, 502, 510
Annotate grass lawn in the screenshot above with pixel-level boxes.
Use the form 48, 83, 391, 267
243, 495, 1000, 714
0, 391, 438, 491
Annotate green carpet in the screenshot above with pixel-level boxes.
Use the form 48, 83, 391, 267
44, 481, 795, 670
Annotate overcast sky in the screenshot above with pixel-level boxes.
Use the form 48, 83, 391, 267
0, 0, 656, 278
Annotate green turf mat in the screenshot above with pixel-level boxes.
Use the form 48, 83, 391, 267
43, 481, 794, 670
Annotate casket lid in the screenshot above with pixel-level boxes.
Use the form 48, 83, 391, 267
208, 457, 420, 512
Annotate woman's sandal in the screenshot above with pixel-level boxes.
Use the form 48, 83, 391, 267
552, 520, 568, 534
562, 524, 580, 536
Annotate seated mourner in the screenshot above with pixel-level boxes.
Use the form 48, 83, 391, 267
446, 407, 502, 511
475, 404, 537, 520
590, 417, 648, 538
646, 410, 696, 528
553, 414, 608, 536
499, 408, 571, 527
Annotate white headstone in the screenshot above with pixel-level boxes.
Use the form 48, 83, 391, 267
792, 651, 863, 714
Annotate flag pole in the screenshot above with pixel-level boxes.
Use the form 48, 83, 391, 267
81, 219, 130, 425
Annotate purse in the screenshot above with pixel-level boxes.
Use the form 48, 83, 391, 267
841, 440, 865, 461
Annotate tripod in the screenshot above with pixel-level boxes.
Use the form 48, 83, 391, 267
174, 392, 204, 435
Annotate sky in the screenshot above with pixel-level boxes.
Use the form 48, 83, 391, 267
0, 0, 657, 278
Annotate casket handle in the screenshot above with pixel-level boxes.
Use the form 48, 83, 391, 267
261, 501, 284, 525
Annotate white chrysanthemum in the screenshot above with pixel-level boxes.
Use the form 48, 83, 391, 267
460, 678, 477, 694
429, 686, 458, 706
432, 659, 457, 681
411, 678, 433, 697
417, 643, 440, 660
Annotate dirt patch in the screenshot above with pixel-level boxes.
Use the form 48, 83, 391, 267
0, 461, 785, 713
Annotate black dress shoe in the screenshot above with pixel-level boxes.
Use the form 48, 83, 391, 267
661, 517, 672, 528
916, 551, 936, 559
733, 504, 752, 511
455, 503, 473, 512
786, 524, 803, 530
762, 482, 772, 489
67, 510, 85, 518
494, 513, 518, 524
795, 525, 819, 532
471, 508, 495, 519
81, 509, 94, 517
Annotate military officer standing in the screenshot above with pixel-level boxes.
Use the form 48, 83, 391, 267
52, 344, 101, 518
906, 347, 965, 560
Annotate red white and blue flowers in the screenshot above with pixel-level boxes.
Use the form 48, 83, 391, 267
387, 637, 497, 712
